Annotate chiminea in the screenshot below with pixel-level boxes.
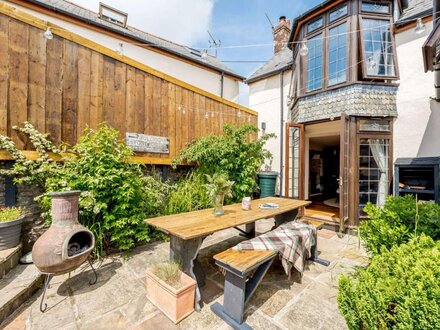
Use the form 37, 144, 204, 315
32, 191, 97, 312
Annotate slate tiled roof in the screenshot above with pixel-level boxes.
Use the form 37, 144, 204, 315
290, 84, 398, 123
25, 0, 244, 79
247, 48, 293, 83
397, 0, 432, 25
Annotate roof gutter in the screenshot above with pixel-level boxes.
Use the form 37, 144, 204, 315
245, 63, 293, 84
21, 0, 245, 81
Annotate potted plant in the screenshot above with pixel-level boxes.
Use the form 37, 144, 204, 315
0, 207, 25, 251
258, 156, 279, 198
205, 173, 234, 216
146, 262, 197, 324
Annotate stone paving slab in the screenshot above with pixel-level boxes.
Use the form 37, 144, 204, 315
1, 221, 366, 330
0, 245, 22, 280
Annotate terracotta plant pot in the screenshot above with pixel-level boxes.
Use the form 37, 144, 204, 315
146, 269, 196, 324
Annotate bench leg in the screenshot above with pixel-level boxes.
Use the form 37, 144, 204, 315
211, 258, 274, 329
309, 232, 330, 267
169, 235, 206, 311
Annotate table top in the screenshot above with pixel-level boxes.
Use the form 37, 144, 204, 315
145, 197, 311, 240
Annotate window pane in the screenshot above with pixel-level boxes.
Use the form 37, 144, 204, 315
307, 16, 323, 33
328, 23, 347, 86
358, 138, 390, 216
306, 34, 323, 91
361, 19, 396, 77
329, 5, 348, 22
361, 2, 390, 14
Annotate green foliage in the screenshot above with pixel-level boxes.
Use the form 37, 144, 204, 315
0, 207, 24, 222
173, 124, 274, 202
204, 173, 234, 199
0, 123, 167, 257
337, 235, 440, 330
361, 195, 440, 255
164, 172, 211, 215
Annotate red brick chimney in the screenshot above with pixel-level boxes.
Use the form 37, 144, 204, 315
273, 16, 291, 54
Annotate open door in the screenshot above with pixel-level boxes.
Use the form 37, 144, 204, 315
284, 123, 305, 199
339, 113, 350, 222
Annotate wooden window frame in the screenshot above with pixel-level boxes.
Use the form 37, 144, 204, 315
359, 15, 399, 80
305, 32, 325, 92
328, 4, 349, 24
306, 15, 325, 35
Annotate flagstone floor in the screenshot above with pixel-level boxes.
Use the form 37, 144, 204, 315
2, 219, 367, 330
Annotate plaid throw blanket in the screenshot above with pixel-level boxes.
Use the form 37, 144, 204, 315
232, 221, 316, 277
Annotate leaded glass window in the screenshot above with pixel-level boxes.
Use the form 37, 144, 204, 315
307, 34, 323, 91
361, 2, 390, 14
329, 5, 348, 22
328, 23, 347, 85
361, 18, 396, 77
307, 16, 323, 34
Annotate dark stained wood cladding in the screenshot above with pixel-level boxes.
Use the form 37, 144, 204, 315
0, 14, 257, 160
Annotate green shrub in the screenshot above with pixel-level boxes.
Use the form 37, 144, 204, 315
337, 235, 440, 330
0, 207, 24, 222
361, 195, 440, 255
173, 124, 274, 203
164, 172, 211, 215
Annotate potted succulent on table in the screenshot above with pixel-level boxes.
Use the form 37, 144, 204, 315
205, 173, 234, 216
146, 262, 197, 324
0, 207, 25, 251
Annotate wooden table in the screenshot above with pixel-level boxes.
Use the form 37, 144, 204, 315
145, 197, 310, 310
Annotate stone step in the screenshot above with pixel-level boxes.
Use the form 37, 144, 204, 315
0, 264, 42, 324
0, 245, 22, 280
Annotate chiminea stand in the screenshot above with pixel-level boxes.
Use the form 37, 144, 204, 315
32, 191, 98, 312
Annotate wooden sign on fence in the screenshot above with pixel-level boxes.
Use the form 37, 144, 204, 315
126, 133, 169, 154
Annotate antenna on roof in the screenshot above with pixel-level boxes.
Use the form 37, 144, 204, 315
265, 13, 275, 30
207, 30, 221, 57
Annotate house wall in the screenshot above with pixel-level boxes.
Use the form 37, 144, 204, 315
249, 70, 292, 195
1, 0, 241, 103
395, 21, 440, 160
0, 9, 257, 163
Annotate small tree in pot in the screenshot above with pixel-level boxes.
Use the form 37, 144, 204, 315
0, 207, 25, 251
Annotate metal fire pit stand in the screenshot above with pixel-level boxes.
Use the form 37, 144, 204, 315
39, 258, 98, 312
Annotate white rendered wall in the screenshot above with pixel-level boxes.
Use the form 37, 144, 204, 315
3, 1, 240, 102
249, 70, 291, 195
395, 21, 440, 160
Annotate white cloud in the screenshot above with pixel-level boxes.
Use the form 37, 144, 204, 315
68, 0, 214, 45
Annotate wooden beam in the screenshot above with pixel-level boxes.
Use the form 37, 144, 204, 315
0, 2, 257, 117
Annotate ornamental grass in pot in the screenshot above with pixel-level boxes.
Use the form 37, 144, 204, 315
0, 207, 25, 251
146, 262, 196, 324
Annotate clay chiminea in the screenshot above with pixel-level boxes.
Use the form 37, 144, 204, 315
32, 191, 97, 312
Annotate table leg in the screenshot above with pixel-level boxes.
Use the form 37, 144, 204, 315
309, 231, 330, 267
235, 222, 256, 238
169, 235, 205, 311
273, 209, 299, 228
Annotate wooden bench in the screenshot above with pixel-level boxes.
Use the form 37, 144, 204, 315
210, 220, 329, 330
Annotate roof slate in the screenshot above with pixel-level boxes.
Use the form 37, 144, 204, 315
247, 48, 293, 83
397, 0, 432, 24
290, 84, 398, 123
25, 0, 243, 79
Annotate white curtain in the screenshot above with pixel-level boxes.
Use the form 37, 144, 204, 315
369, 139, 388, 208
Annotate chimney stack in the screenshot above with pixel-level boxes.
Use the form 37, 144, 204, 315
273, 16, 291, 54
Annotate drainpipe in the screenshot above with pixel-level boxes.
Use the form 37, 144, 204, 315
435, 0, 440, 100
220, 72, 224, 98
279, 71, 284, 196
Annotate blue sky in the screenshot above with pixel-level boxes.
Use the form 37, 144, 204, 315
202, 0, 323, 77
70, 0, 323, 78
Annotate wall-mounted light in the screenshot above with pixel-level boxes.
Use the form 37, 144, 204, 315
43, 27, 53, 40
261, 122, 266, 131
299, 39, 309, 57
415, 18, 426, 34
116, 43, 124, 55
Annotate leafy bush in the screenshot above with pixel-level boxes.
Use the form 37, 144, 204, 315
338, 235, 440, 330
173, 124, 274, 202
0, 123, 167, 257
361, 195, 440, 255
164, 172, 211, 215
0, 207, 24, 222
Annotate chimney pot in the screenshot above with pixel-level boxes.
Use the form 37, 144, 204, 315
273, 15, 291, 54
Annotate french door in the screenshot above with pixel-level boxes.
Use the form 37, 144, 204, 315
340, 113, 350, 221
284, 123, 304, 199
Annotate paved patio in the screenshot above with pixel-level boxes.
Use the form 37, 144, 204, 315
2, 219, 367, 330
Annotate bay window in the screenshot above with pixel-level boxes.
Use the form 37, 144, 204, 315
328, 23, 347, 85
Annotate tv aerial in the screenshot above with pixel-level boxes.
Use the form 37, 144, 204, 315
208, 30, 221, 57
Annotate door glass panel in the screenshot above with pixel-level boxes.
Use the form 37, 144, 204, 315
288, 126, 301, 199
358, 138, 390, 216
